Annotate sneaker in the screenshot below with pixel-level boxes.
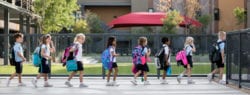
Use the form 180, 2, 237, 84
187, 80, 195, 84
106, 82, 113, 86
18, 83, 26, 87
144, 81, 150, 85
160, 80, 168, 84
79, 83, 88, 88
177, 76, 181, 84
6, 78, 10, 87
130, 79, 137, 85
31, 78, 37, 88
44, 83, 53, 87
65, 81, 73, 87
112, 81, 120, 86
219, 80, 226, 85
207, 73, 212, 82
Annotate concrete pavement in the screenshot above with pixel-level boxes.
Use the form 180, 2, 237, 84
0, 77, 248, 95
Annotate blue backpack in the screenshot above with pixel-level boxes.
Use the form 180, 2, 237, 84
32, 46, 42, 67
101, 47, 113, 70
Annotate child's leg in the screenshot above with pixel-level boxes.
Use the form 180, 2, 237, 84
107, 69, 112, 82
187, 64, 191, 78
162, 70, 166, 80
113, 67, 118, 81
211, 68, 218, 74
44, 74, 48, 81
79, 71, 84, 83
17, 73, 22, 83
9, 73, 16, 80
68, 71, 77, 81
143, 71, 148, 81
219, 67, 224, 80
134, 70, 142, 79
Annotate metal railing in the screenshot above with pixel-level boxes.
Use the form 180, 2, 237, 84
226, 29, 250, 88
0, 33, 216, 78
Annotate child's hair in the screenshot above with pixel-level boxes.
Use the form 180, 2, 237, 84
184, 36, 194, 46
138, 37, 147, 46
107, 36, 116, 48
74, 33, 85, 43
218, 31, 226, 39
14, 33, 23, 40
161, 37, 169, 44
42, 34, 51, 44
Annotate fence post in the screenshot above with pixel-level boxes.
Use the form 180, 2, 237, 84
226, 34, 229, 84
238, 33, 242, 88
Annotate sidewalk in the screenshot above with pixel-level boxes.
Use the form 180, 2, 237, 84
0, 77, 248, 95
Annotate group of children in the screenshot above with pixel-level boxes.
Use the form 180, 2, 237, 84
3, 31, 226, 88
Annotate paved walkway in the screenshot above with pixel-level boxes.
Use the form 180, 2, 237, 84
0, 77, 248, 95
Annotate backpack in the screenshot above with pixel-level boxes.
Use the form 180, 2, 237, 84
32, 46, 42, 67
61, 44, 78, 66
175, 50, 188, 66
132, 46, 146, 65
9, 47, 16, 66
209, 41, 224, 63
154, 46, 166, 69
101, 47, 113, 70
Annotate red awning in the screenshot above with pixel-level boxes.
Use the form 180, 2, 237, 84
108, 12, 202, 28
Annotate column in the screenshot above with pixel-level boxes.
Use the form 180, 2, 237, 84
4, 8, 9, 65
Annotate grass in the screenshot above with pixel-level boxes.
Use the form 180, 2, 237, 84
0, 63, 213, 75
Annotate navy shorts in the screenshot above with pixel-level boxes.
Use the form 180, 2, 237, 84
76, 61, 84, 71
184, 56, 193, 68
136, 63, 149, 72
15, 62, 23, 74
39, 58, 51, 74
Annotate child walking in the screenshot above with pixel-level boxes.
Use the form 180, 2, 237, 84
207, 31, 226, 84
131, 37, 151, 85
177, 37, 196, 84
6, 33, 26, 87
160, 37, 171, 84
105, 36, 119, 86
64, 33, 88, 88
32, 34, 55, 87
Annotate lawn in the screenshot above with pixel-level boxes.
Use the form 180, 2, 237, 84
0, 63, 213, 75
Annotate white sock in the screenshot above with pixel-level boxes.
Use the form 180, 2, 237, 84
179, 73, 184, 77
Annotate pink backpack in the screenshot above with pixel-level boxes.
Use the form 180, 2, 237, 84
175, 50, 188, 65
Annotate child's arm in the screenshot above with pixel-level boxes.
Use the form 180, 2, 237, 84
17, 52, 26, 61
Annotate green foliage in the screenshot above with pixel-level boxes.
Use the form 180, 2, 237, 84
85, 10, 104, 33
72, 19, 89, 33
33, 0, 79, 33
233, 7, 246, 25
161, 10, 183, 34
197, 14, 211, 28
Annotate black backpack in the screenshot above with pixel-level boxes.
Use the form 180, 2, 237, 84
155, 46, 168, 69
9, 47, 16, 66
209, 41, 224, 63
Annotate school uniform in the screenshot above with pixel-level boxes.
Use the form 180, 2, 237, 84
39, 44, 51, 73
184, 45, 193, 68
135, 46, 149, 72
67, 42, 84, 71
13, 42, 24, 74
161, 44, 171, 70
216, 39, 225, 68
109, 46, 118, 69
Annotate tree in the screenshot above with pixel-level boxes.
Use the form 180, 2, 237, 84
72, 19, 89, 33
184, 0, 201, 19
233, 7, 246, 25
155, 0, 172, 12
161, 10, 183, 34
33, 0, 79, 33
85, 10, 104, 33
